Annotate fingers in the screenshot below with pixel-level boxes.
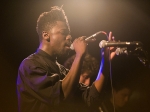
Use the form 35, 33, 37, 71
76, 36, 87, 45
73, 36, 86, 45
108, 31, 112, 41
73, 36, 88, 56
112, 36, 115, 41
79, 36, 86, 41
108, 31, 115, 41
74, 36, 84, 43
108, 31, 116, 59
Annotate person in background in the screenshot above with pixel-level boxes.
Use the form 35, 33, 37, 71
64, 53, 99, 86
98, 80, 132, 112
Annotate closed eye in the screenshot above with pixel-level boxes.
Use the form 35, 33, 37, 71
60, 29, 70, 36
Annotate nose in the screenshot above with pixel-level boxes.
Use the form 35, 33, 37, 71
84, 78, 90, 86
66, 35, 72, 40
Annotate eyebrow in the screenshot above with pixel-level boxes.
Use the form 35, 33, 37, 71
60, 29, 71, 34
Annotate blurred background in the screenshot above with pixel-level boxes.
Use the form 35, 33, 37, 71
0, 0, 150, 112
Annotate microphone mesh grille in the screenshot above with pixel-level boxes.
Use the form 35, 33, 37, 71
99, 40, 107, 48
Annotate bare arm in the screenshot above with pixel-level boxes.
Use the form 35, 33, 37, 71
62, 36, 87, 99
94, 32, 116, 92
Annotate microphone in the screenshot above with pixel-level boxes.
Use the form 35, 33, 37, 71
70, 31, 107, 50
99, 40, 143, 48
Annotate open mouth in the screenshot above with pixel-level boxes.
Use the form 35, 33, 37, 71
65, 42, 72, 49
65, 46, 71, 50
65, 42, 71, 48
65, 44, 70, 47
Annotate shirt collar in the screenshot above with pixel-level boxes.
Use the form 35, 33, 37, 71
36, 49, 56, 62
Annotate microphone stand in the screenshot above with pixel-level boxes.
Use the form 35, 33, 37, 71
134, 47, 149, 68
115, 46, 150, 68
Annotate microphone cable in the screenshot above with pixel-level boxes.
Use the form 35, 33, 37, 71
99, 32, 116, 112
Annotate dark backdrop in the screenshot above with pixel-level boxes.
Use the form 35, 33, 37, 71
0, 0, 150, 112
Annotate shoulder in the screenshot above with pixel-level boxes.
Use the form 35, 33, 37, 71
19, 53, 44, 71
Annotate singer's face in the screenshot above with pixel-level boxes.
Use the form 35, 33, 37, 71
49, 21, 72, 56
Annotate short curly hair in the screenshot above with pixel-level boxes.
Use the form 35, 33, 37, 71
64, 53, 99, 77
36, 6, 70, 41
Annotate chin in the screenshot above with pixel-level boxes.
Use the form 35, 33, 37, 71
57, 47, 70, 57
58, 50, 68, 57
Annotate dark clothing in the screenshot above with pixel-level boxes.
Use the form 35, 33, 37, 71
17, 49, 100, 112
97, 99, 126, 112
99, 99, 116, 112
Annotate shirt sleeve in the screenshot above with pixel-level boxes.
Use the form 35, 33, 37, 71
76, 83, 105, 107
17, 58, 64, 106
82, 84, 100, 106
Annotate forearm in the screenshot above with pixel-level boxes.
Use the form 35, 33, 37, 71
62, 54, 84, 99
94, 69, 109, 93
94, 54, 110, 93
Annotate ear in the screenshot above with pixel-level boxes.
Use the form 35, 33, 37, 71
42, 31, 50, 42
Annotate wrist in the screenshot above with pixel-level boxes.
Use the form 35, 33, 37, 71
75, 53, 85, 59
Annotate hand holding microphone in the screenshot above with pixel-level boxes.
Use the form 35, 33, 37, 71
70, 31, 107, 50
72, 36, 87, 56
70, 31, 116, 60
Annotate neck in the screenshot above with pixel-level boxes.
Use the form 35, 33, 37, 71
39, 43, 57, 61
